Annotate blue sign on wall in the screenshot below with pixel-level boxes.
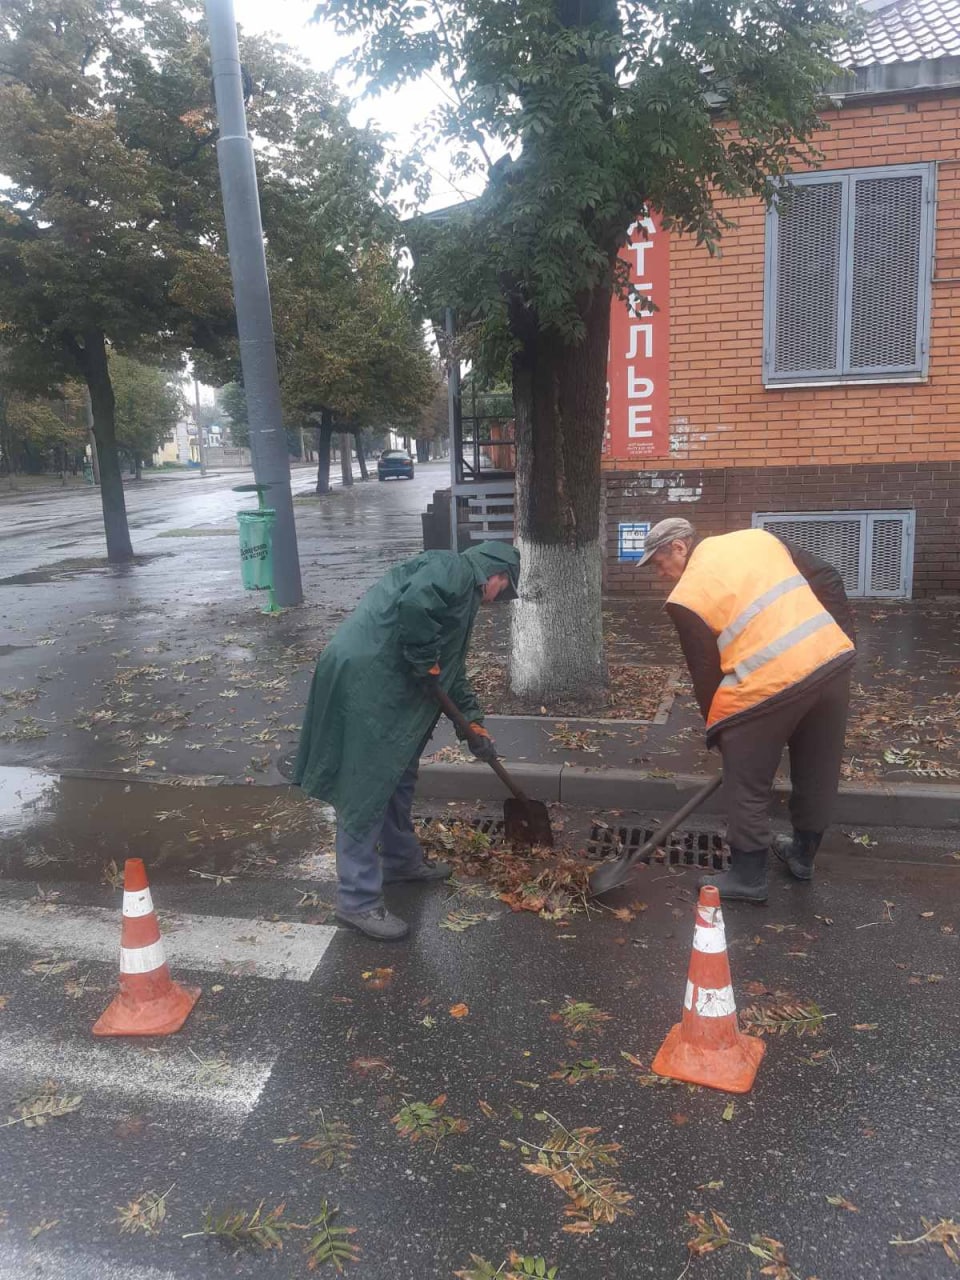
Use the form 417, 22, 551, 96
618, 521, 651, 562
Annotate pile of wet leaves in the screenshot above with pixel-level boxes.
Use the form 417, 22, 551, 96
416, 819, 595, 921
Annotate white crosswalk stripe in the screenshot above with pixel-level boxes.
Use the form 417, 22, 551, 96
0, 893, 337, 981
0, 1021, 275, 1135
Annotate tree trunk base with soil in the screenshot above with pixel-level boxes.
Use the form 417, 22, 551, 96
509, 536, 606, 700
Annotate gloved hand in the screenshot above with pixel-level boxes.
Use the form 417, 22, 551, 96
419, 663, 441, 695
467, 722, 497, 762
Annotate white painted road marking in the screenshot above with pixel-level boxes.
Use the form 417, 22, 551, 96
0, 1023, 274, 1133
0, 896, 337, 981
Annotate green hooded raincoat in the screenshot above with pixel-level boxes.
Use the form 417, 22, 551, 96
293, 542, 520, 837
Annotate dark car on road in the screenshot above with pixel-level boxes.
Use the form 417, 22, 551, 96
377, 449, 415, 481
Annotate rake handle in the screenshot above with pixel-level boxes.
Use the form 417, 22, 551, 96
432, 686, 529, 803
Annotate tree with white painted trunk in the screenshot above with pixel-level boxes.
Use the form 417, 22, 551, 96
315, 0, 856, 698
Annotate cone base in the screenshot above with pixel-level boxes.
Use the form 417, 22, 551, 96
651, 1023, 766, 1094
92, 982, 201, 1037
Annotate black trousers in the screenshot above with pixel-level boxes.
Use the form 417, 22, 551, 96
717, 668, 852, 853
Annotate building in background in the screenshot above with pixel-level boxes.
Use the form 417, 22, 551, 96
605, 0, 960, 600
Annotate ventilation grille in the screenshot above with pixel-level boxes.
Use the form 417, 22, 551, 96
849, 174, 923, 371
774, 181, 843, 375
753, 511, 914, 599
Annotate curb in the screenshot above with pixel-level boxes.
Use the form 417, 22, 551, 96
55, 762, 960, 831
418, 762, 960, 831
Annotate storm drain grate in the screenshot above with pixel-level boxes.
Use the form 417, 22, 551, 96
587, 825, 729, 871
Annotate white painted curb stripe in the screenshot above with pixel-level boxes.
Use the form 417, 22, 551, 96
122, 888, 154, 918
693, 922, 727, 954
684, 979, 737, 1018
0, 893, 337, 981
0, 1244, 180, 1280
120, 938, 166, 974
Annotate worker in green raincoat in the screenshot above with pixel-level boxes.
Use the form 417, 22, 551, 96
294, 542, 521, 940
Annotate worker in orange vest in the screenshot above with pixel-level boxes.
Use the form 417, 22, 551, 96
638, 518, 857, 903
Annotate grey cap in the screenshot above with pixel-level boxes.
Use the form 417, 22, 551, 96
636, 517, 696, 566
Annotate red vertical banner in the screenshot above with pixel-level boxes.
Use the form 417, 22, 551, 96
603, 212, 670, 460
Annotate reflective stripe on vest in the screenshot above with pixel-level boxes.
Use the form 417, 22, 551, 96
716, 574, 806, 651
719, 611, 837, 688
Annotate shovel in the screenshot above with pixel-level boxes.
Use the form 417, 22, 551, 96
587, 774, 723, 897
433, 687, 554, 847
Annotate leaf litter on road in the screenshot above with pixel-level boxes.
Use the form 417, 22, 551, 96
519, 1112, 632, 1233
5, 1081, 82, 1129
392, 1096, 468, 1148
684, 1209, 801, 1278
455, 1252, 560, 1279
115, 1185, 175, 1236
890, 1215, 960, 1264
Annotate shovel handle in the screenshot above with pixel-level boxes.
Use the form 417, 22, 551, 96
432, 686, 529, 803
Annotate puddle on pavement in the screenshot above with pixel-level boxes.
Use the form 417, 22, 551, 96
0, 553, 169, 587
0, 768, 333, 886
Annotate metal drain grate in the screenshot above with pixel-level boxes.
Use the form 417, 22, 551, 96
420, 816, 505, 838
587, 825, 729, 871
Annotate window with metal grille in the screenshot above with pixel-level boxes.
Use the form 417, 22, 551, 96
752, 511, 915, 598
763, 165, 934, 384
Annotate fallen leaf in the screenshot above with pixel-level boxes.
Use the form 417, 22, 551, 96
478, 1100, 497, 1119
826, 1195, 859, 1212
562, 1220, 596, 1235
671, 1113, 690, 1126
722, 1101, 735, 1122
852, 1023, 879, 1032
919, 912, 935, 919
361, 967, 394, 991
28, 1219, 59, 1238
697, 1180, 725, 1191
449, 1003, 469, 1019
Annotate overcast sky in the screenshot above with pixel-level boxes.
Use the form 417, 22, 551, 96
231, 0, 484, 210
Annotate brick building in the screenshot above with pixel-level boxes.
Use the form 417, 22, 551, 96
604, 0, 960, 600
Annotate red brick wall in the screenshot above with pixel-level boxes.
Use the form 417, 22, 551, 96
602, 91, 960, 598
601, 92, 960, 473
604, 461, 960, 597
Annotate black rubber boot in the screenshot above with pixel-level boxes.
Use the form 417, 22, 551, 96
383, 859, 452, 885
772, 830, 822, 881
699, 848, 768, 903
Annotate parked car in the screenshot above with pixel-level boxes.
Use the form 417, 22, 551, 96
377, 449, 415, 481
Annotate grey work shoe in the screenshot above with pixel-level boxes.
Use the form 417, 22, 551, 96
772, 830, 822, 881
335, 906, 410, 940
382, 859, 452, 885
699, 849, 769, 903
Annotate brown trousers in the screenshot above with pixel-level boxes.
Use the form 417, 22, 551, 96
717, 667, 852, 852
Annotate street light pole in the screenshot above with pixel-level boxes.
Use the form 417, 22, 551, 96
204, 0, 303, 606
193, 378, 207, 478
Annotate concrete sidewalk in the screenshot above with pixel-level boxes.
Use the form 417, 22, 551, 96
421, 596, 960, 829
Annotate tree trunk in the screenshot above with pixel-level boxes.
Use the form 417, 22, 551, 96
314, 411, 333, 494
416, 438, 431, 463
509, 283, 611, 700
81, 330, 134, 562
355, 432, 368, 481
339, 433, 353, 487
134, 453, 143, 481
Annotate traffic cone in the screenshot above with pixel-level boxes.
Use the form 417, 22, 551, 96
93, 858, 200, 1037
651, 884, 764, 1093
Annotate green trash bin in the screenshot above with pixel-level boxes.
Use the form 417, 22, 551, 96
236, 509, 276, 591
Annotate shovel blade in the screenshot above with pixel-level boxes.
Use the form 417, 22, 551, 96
587, 857, 634, 897
503, 797, 554, 848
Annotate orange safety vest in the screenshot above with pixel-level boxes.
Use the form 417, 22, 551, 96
667, 529, 855, 731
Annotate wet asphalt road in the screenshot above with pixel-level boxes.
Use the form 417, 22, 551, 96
0, 771, 958, 1280
0, 462, 451, 778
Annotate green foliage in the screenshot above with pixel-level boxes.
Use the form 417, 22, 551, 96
315, 0, 859, 368
184, 1200, 296, 1252
302, 1201, 361, 1273
301, 1115, 357, 1170
110, 354, 181, 460
456, 1253, 559, 1279
392, 1096, 469, 1145
217, 382, 250, 449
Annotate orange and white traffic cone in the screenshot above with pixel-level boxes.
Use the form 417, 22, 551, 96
651, 884, 764, 1093
93, 858, 200, 1037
